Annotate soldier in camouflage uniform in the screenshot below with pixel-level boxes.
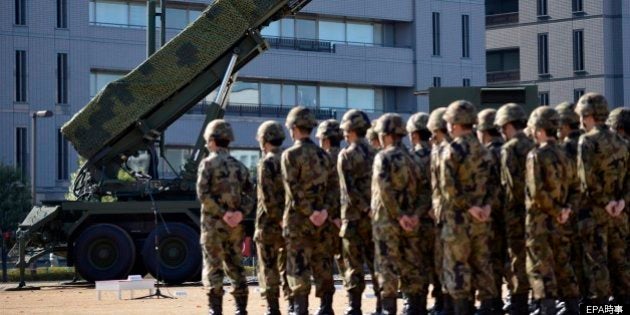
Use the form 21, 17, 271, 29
281, 106, 337, 315
315, 119, 346, 290
476, 108, 506, 311
524, 106, 580, 315
371, 113, 418, 315
575, 93, 629, 305
428, 107, 452, 314
337, 109, 379, 315
495, 103, 535, 315
254, 121, 290, 315
406, 112, 440, 314
439, 101, 497, 315
197, 119, 255, 315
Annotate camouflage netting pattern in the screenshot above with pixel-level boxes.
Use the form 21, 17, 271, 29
62, 0, 284, 159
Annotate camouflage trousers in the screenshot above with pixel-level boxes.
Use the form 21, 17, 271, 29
201, 221, 248, 298
285, 223, 335, 297
373, 222, 430, 299
526, 214, 580, 300
327, 222, 346, 286
558, 216, 586, 298
505, 207, 531, 295
435, 224, 446, 293
417, 219, 441, 298
490, 210, 507, 296
255, 236, 291, 299
578, 207, 630, 299
441, 214, 497, 300
341, 217, 377, 294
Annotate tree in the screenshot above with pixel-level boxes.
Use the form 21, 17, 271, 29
0, 164, 31, 233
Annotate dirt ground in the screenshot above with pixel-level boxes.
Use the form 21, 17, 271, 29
1, 281, 417, 314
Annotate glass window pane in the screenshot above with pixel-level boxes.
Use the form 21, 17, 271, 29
320, 86, 347, 108
94, 72, 124, 96
281, 18, 295, 37
189, 10, 201, 22
166, 8, 188, 29
504, 50, 520, 70
373, 23, 383, 45
297, 85, 317, 107
296, 19, 316, 39
261, 83, 282, 106
348, 88, 375, 111
374, 88, 384, 111
89, 2, 95, 22
486, 52, 502, 72
230, 82, 259, 104
261, 20, 280, 37
95, 1, 128, 25
129, 2, 147, 27
282, 84, 296, 106
347, 22, 373, 45
318, 20, 345, 43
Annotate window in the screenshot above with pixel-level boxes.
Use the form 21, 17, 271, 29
319, 20, 345, 44
231, 149, 260, 178
260, 83, 282, 106
57, 53, 68, 104
573, 30, 585, 72
166, 8, 188, 30
261, 20, 280, 37
57, 0, 67, 28
158, 147, 193, 179
89, 0, 201, 29
347, 22, 373, 45
486, 0, 518, 15
90, 70, 126, 97
572, 0, 583, 13
16, 127, 27, 179
574, 89, 585, 102
297, 85, 317, 107
57, 130, 69, 181
463, 78, 471, 87
348, 88, 376, 111
320, 87, 347, 108
433, 77, 442, 88
432, 12, 441, 56
537, 0, 548, 16
539, 92, 550, 105
462, 15, 470, 58
15, 0, 26, 25
282, 84, 296, 106
296, 18, 316, 39
538, 33, 549, 75
230, 82, 259, 104
15, 50, 27, 103
487, 49, 520, 72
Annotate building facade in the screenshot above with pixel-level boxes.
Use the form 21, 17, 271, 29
486, 0, 630, 107
1, 0, 485, 201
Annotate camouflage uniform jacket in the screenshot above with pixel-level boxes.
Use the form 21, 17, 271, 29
197, 148, 255, 239
410, 141, 432, 219
577, 125, 629, 220
559, 130, 583, 209
281, 138, 336, 239
439, 133, 491, 225
501, 132, 535, 213
338, 138, 376, 222
254, 147, 284, 244
485, 137, 504, 211
371, 144, 416, 226
431, 139, 449, 223
326, 146, 342, 221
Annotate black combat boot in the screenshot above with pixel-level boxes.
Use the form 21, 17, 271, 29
264, 297, 281, 315
235, 295, 248, 315
561, 298, 579, 315
509, 293, 529, 315
381, 297, 397, 315
288, 297, 295, 315
539, 299, 556, 315
370, 295, 383, 315
442, 294, 455, 315
402, 294, 428, 315
344, 288, 362, 315
453, 298, 470, 315
316, 292, 335, 315
430, 291, 444, 315
475, 299, 496, 315
208, 293, 223, 315
293, 295, 309, 315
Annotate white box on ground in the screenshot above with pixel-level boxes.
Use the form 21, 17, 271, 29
95, 279, 156, 300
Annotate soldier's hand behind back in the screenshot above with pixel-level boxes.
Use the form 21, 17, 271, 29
605, 201, 618, 217
613, 200, 625, 216
468, 206, 488, 222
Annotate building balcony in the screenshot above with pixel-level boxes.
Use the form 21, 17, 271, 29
264, 36, 335, 53
487, 70, 520, 83
486, 12, 519, 27
189, 102, 338, 119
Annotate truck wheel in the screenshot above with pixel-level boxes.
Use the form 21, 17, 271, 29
74, 224, 136, 282
142, 223, 201, 284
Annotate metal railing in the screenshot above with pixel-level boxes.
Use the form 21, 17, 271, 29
486, 12, 519, 27
487, 70, 521, 83
189, 102, 338, 119
263, 36, 335, 53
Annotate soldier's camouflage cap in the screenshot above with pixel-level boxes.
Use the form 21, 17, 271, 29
204, 119, 234, 142
427, 107, 447, 132
443, 100, 477, 125
575, 92, 609, 121
257, 120, 285, 144
477, 108, 498, 131
340, 109, 371, 133
495, 103, 527, 127
528, 106, 559, 131
316, 119, 343, 141
286, 106, 318, 130
606, 107, 630, 131
406, 112, 430, 133
374, 113, 407, 136
554, 102, 579, 126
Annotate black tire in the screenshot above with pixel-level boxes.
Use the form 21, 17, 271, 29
142, 223, 201, 284
74, 224, 136, 282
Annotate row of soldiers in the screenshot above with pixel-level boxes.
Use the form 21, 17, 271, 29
195, 92, 630, 315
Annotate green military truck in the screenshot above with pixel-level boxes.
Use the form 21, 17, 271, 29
10, 0, 312, 286
428, 86, 540, 113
